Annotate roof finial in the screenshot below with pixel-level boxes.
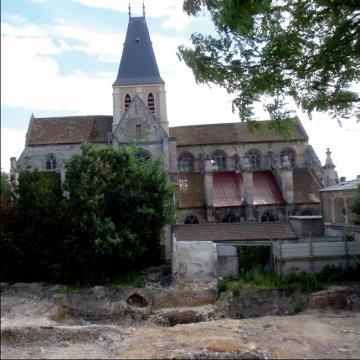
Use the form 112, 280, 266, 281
128, 2, 131, 18
142, 1, 145, 17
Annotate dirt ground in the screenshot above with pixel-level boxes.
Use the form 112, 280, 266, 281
1, 287, 360, 359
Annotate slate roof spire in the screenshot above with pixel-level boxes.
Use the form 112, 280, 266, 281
113, 12, 164, 86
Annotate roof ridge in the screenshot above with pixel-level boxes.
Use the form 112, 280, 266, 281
34, 115, 113, 120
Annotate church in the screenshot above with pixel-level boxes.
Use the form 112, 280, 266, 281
10, 10, 340, 259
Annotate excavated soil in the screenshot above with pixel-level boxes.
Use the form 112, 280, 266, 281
1, 284, 360, 359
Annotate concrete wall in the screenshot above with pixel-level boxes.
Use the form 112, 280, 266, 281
289, 217, 323, 237
172, 237, 217, 283
216, 245, 238, 277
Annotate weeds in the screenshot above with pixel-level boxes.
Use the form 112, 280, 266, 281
218, 267, 322, 295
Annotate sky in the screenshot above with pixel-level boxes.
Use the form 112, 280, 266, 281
1, 0, 359, 179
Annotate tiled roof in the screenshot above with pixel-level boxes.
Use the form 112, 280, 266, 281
169, 120, 308, 146
253, 170, 284, 205
178, 172, 205, 208
213, 172, 244, 207
173, 222, 297, 242
320, 179, 360, 192
113, 17, 164, 86
293, 168, 322, 204
28, 116, 113, 145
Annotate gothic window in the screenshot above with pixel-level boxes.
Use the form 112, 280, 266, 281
125, 94, 131, 111
135, 150, 151, 162
184, 215, 199, 224
280, 148, 296, 167
246, 149, 261, 169
178, 152, 195, 172
148, 93, 155, 113
46, 154, 57, 170
222, 213, 236, 223
211, 150, 227, 171
136, 124, 142, 138
261, 211, 275, 222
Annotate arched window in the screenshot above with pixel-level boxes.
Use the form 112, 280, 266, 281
147, 93, 155, 113
246, 149, 261, 169
178, 152, 195, 172
46, 154, 57, 170
211, 150, 227, 171
184, 215, 199, 224
261, 211, 275, 222
136, 150, 151, 162
125, 94, 131, 111
280, 148, 296, 167
222, 213, 236, 223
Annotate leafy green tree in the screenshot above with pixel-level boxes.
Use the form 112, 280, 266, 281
0, 171, 64, 281
179, 0, 359, 137
1, 172, 11, 199
62, 143, 174, 283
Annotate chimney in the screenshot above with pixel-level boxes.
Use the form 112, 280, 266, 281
340, 176, 346, 183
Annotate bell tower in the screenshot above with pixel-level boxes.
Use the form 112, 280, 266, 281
112, 4, 169, 134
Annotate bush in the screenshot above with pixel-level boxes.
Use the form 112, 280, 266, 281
236, 245, 270, 274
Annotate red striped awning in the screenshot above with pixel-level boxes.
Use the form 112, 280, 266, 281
253, 170, 284, 205
213, 172, 244, 207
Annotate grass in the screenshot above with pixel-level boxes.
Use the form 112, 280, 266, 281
218, 267, 322, 295
219, 263, 360, 296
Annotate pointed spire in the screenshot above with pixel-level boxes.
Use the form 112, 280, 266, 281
325, 147, 335, 168
142, 1, 146, 17
128, 2, 131, 18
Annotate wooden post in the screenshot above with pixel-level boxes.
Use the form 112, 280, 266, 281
270, 238, 273, 269
309, 232, 314, 273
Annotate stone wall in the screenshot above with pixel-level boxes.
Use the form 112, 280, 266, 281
172, 238, 217, 283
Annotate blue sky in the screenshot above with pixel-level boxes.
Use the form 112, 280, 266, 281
1, 0, 359, 179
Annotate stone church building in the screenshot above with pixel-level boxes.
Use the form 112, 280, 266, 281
11, 12, 340, 259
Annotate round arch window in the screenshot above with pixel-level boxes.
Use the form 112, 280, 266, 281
222, 213, 236, 223
261, 211, 275, 222
184, 215, 199, 224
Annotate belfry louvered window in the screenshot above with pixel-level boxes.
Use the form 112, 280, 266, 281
125, 94, 131, 111
147, 93, 155, 113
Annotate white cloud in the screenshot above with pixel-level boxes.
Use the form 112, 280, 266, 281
71, 0, 193, 31
1, 128, 26, 173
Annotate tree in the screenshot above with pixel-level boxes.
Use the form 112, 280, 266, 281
62, 143, 174, 283
179, 0, 360, 137
0, 171, 64, 281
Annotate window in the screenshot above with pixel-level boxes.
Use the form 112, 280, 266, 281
178, 152, 195, 172
280, 148, 296, 167
184, 215, 199, 224
246, 149, 261, 169
222, 213, 236, 223
46, 154, 57, 170
135, 150, 151, 162
148, 93, 155, 113
136, 124, 142, 138
261, 211, 275, 222
125, 94, 131, 111
211, 150, 227, 171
